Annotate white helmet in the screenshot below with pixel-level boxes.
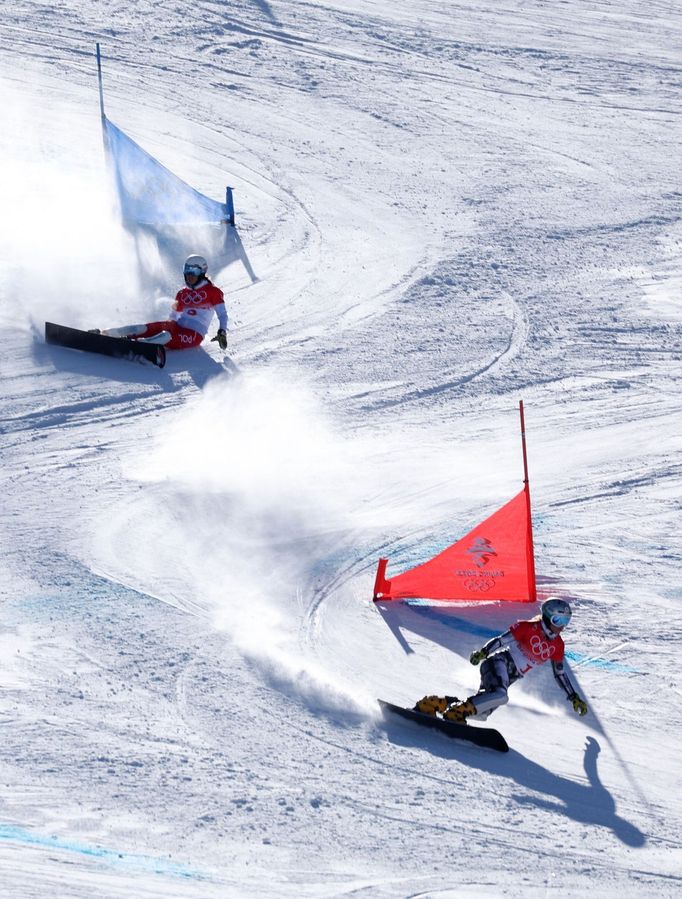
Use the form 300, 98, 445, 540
183, 254, 208, 277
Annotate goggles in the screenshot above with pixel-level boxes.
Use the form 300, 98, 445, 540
184, 265, 204, 277
549, 612, 571, 628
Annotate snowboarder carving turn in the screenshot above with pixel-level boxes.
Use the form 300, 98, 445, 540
414, 598, 588, 723
92, 254, 228, 350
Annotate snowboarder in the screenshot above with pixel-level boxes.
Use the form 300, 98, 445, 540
92, 255, 228, 350
414, 598, 589, 723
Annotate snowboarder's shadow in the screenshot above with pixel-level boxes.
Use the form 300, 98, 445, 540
385, 720, 645, 848
501, 736, 645, 847
38, 340, 180, 389
38, 339, 239, 391
161, 347, 240, 389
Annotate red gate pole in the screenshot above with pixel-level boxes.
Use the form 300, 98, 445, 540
519, 401, 537, 601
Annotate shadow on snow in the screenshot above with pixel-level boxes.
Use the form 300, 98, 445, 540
37, 337, 239, 393
382, 717, 646, 848
129, 221, 258, 298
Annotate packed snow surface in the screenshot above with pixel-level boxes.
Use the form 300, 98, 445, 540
1, 1, 682, 896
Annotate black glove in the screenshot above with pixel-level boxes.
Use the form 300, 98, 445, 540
470, 648, 488, 666
211, 328, 227, 350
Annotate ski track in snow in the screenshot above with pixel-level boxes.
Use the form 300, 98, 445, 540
2, 0, 682, 896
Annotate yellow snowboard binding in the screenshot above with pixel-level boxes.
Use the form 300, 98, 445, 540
443, 700, 477, 723
413, 695, 459, 716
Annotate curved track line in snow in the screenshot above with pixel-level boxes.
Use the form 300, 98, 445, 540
358, 287, 527, 412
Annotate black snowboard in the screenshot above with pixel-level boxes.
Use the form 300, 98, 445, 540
379, 699, 509, 753
45, 322, 166, 369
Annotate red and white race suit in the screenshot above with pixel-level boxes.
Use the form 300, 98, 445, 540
467, 616, 576, 720
102, 279, 229, 350
169, 279, 227, 337
507, 618, 565, 675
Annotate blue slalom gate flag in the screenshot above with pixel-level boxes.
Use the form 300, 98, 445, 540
103, 118, 231, 226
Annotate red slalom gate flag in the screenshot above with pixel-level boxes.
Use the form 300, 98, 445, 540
373, 402, 538, 604
373, 486, 536, 603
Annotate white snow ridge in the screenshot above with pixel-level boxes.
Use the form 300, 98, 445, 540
1, 1, 681, 897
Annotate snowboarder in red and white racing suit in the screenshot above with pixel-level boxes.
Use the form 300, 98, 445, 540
95, 255, 228, 350
414, 598, 588, 723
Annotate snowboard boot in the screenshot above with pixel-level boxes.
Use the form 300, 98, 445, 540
413, 695, 459, 716
443, 700, 477, 723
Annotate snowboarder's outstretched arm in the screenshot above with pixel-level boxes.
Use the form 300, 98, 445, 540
552, 659, 588, 716
213, 301, 228, 333
210, 300, 229, 349
469, 630, 514, 665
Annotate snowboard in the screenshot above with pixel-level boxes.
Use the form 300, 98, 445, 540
379, 699, 509, 753
45, 322, 166, 369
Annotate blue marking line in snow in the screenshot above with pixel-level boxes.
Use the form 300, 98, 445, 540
0, 824, 208, 881
563, 650, 637, 673
406, 603, 638, 673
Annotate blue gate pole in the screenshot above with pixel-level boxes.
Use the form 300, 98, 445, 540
226, 187, 235, 226
95, 43, 106, 122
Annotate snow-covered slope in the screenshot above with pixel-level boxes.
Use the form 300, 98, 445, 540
1, 1, 681, 896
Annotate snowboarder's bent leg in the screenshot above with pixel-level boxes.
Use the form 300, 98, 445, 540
103, 324, 148, 338
102, 321, 203, 350
165, 324, 204, 349
470, 689, 509, 720
136, 331, 172, 345
129, 321, 173, 342
146, 322, 204, 349
468, 653, 514, 720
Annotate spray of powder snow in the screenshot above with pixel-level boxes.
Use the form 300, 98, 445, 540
92, 369, 378, 716
92, 370, 529, 718
0, 76, 177, 336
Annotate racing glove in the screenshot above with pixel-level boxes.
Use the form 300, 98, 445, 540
211, 329, 227, 350
571, 694, 588, 716
469, 648, 488, 666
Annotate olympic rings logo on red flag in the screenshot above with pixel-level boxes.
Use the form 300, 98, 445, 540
464, 576, 496, 593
